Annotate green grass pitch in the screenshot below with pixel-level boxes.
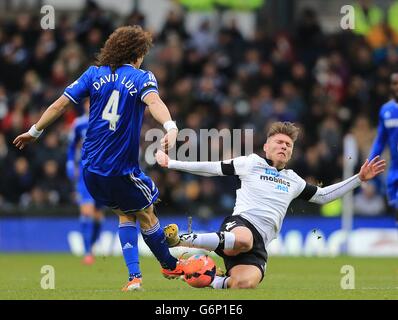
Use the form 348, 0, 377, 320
0, 254, 396, 300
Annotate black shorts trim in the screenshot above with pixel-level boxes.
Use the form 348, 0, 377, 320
215, 215, 268, 281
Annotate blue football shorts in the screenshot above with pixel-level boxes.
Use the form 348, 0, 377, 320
82, 167, 159, 214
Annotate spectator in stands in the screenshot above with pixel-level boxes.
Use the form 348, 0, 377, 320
3, 157, 33, 204
37, 159, 69, 205
354, 182, 386, 216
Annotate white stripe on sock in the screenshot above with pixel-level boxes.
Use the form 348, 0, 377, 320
141, 221, 160, 235
119, 222, 136, 228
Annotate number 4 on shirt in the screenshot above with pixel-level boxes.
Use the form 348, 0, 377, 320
102, 90, 120, 131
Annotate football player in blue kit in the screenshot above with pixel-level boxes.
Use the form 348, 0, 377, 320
13, 26, 201, 291
67, 100, 104, 265
369, 72, 398, 227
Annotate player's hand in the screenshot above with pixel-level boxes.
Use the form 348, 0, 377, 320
161, 128, 178, 151
13, 132, 37, 150
156, 149, 170, 168
358, 156, 386, 181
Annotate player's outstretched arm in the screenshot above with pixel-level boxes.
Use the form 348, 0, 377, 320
144, 92, 178, 151
13, 95, 71, 150
156, 150, 225, 177
308, 156, 386, 204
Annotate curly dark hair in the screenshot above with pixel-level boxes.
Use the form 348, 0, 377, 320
96, 25, 153, 72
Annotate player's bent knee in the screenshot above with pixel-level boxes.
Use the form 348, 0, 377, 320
238, 279, 259, 289
229, 277, 259, 289
233, 238, 253, 252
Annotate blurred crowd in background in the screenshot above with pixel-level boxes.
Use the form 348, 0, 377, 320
0, 0, 397, 218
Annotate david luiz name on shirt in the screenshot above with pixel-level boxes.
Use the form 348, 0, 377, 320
92, 73, 139, 96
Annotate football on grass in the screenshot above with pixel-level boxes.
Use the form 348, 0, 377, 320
184, 254, 216, 288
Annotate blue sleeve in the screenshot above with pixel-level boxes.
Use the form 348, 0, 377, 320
369, 111, 387, 160
138, 71, 159, 102
63, 66, 94, 104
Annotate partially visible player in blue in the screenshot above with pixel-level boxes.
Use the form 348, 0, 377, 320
67, 100, 104, 265
13, 26, 201, 291
369, 72, 398, 226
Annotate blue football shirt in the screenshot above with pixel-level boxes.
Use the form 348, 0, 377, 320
369, 99, 398, 182
63, 64, 159, 176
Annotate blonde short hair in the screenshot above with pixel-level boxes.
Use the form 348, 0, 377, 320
266, 122, 299, 142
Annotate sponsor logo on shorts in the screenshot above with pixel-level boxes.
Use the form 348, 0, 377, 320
225, 221, 237, 231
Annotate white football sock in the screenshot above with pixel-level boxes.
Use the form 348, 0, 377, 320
223, 232, 235, 250
180, 232, 235, 251
211, 276, 230, 289
180, 233, 219, 250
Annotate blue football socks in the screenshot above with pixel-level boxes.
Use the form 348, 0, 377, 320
118, 222, 141, 279
80, 215, 95, 255
91, 219, 103, 246
141, 220, 177, 270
